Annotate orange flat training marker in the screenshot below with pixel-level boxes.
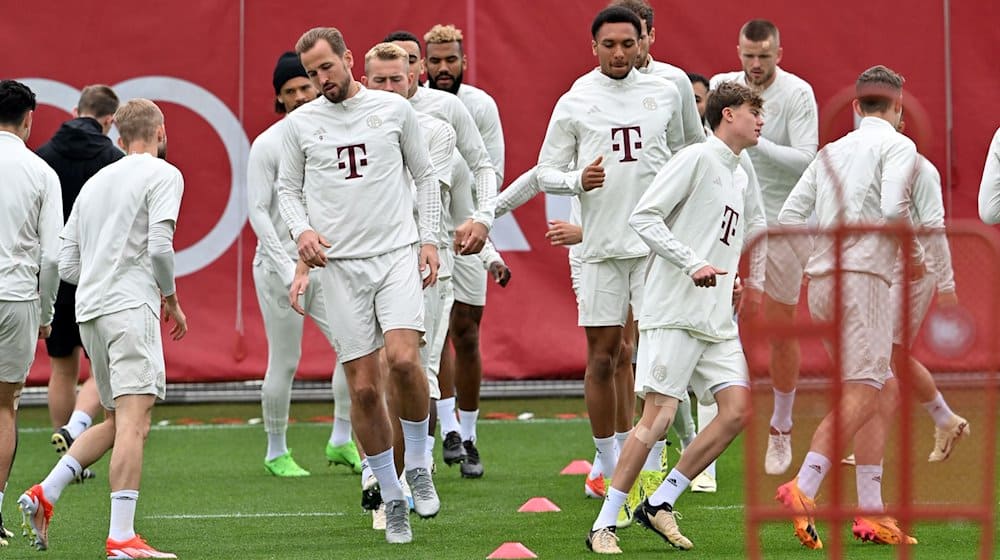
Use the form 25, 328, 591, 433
518, 497, 561, 512
560, 459, 592, 475
487, 542, 537, 559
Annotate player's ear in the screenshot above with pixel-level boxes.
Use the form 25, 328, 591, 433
775, 46, 783, 65
360, 75, 369, 86
592, 40, 598, 56
851, 98, 864, 118
344, 50, 354, 69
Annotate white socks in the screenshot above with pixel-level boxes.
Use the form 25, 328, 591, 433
643, 440, 665, 472
922, 392, 956, 429
648, 469, 691, 507
593, 488, 628, 530
856, 464, 884, 512
109, 490, 139, 542
400, 416, 430, 471
771, 389, 796, 433
42, 455, 82, 504
593, 436, 617, 479
367, 448, 404, 503
425, 434, 435, 468
458, 409, 478, 442
796, 452, 832, 499
614, 431, 630, 456
329, 416, 352, 447
266, 432, 287, 461
65, 410, 93, 439
437, 398, 461, 435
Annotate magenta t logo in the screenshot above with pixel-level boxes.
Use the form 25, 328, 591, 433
337, 144, 368, 179
720, 205, 740, 246
611, 126, 642, 163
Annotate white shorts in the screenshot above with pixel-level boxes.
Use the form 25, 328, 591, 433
452, 253, 486, 306
0, 300, 40, 384
808, 273, 892, 385
422, 277, 455, 400
253, 263, 333, 340
634, 328, 749, 405
569, 249, 582, 300
889, 268, 936, 347
765, 235, 811, 305
319, 244, 425, 363
578, 257, 646, 327
79, 305, 166, 410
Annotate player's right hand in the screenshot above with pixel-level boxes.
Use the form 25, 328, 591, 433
38, 324, 52, 339
937, 290, 958, 307
545, 220, 583, 246
163, 295, 187, 340
289, 266, 310, 316
692, 264, 727, 288
297, 230, 331, 268
489, 261, 512, 287
581, 156, 605, 191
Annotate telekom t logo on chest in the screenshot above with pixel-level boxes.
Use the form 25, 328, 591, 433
337, 144, 368, 179
611, 126, 642, 163
720, 205, 740, 246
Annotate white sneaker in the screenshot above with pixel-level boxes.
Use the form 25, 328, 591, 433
765, 427, 792, 475
371, 503, 386, 531
928, 414, 970, 462
690, 471, 716, 493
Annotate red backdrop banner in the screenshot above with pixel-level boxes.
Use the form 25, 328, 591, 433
2, 0, 997, 384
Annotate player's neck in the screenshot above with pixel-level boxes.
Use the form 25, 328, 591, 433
123, 140, 158, 157
0, 125, 26, 140
713, 128, 748, 155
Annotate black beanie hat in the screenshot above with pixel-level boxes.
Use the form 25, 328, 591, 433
273, 51, 308, 94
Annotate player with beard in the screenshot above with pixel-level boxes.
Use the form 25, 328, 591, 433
384, 28, 501, 478
21, 98, 186, 558
248, 52, 359, 478
278, 27, 442, 545
711, 19, 819, 476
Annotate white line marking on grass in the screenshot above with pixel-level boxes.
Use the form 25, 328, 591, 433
18, 416, 590, 434
146, 512, 346, 520
700, 505, 745, 511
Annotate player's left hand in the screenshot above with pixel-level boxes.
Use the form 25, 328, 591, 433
545, 220, 582, 246
38, 324, 52, 339
936, 290, 958, 307
489, 261, 512, 287
455, 219, 488, 255
419, 244, 440, 288
739, 286, 763, 317
731, 275, 743, 308
289, 266, 310, 316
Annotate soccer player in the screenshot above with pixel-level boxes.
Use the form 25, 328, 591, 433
611, 0, 705, 147
711, 19, 819, 475
775, 65, 919, 550
36, 86, 122, 452
537, 5, 684, 498
979, 126, 1000, 224
277, 27, 441, 545
0, 80, 62, 544
423, 23, 507, 477
587, 81, 766, 554
21, 98, 186, 558
248, 51, 359, 477
688, 73, 711, 133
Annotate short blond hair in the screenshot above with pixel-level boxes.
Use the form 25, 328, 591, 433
424, 24, 463, 44
114, 99, 163, 144
365, 42, 409, 70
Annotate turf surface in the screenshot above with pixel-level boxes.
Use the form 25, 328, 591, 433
2, 395, 995, 559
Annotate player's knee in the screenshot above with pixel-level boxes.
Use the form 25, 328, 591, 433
350, 382, 380, 411
586, 352, 617, 381
450, 324, 479, 354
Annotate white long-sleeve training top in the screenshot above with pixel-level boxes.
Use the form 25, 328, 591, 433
0, 131, 62, 326
978, 127, 1000, 225
711, 67, 819, 224
909, 155, 955, 293
642, 56, 707, 147
457, 83, 505, 187
410, 86, 496, 229
61, 153, 183, 322
247, 118, 297, 286
414, 112, 457, 254
276, 86, 440, 259
538, 68, 685, 263
778, 117, 918, 284
630, 136, 767, 341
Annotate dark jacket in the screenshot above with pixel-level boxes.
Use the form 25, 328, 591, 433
36, 117, 124, 305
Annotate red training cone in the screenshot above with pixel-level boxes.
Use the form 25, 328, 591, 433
560, 459, 593, 475
487, 542, 537, 559
518, 497, 561, 512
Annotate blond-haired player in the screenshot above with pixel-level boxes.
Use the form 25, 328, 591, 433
21, 98, 185, 558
